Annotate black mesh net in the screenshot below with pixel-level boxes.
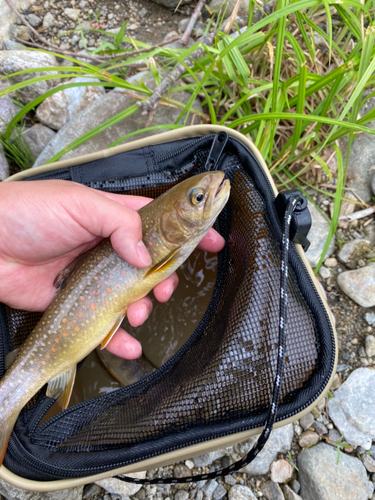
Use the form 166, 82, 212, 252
0, 135, 335, 481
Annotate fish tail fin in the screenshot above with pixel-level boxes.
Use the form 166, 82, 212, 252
0, 413, 18, 467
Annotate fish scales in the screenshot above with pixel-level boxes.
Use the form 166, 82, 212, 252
0, 171, 230, 466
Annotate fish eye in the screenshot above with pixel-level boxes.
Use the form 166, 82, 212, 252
189, 188, 205, 205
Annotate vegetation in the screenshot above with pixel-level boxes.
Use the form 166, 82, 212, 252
1, 0, 375, 271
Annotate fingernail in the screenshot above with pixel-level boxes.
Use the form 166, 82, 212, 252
137, 240, 152, 266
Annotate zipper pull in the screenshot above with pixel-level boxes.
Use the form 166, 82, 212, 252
204, 132, 228, 171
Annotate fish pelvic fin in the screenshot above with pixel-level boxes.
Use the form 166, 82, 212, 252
0, 412, 18, 468
46, 366, 76, 410
100, 312, 126, 350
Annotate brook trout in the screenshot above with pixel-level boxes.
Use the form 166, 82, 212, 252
0, 171, 230, 465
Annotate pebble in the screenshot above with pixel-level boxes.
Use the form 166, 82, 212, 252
299, 412, 314, 430
319, 266, 331, 279
0, 147, 9, 181
337, 239, 374, 269
95, 475, 145, 498
337, 263, 375, 307
201, 479, 219, 498
193, 451, 226, 468
185, 460, 194, 470
228, 484, 257, 500
327, 368, 375, 449
324, 257, 338, 267
362, 453, 375, 473
298, 443, 369, 500
282, 485, 303, 500
305, 202, 335, 267
298, 430, 320, 448
25, 13, 42, 27
260, 480, 284, 500
213, 484, 228, 500
365, 335, 375, 357
270, 459, 294, 483
43, 11, 55, 27
174, 464, 191, 478
175, 491, 189, 500
225, 475, 237, 486
64, 7, 78, 21
365, 313, 375, 326
311, 421, 328, 435
21, 123, 56, 159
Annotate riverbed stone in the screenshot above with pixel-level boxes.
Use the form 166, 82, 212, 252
0, 93, 17, 134
150, 0, 192, 7
298, 430, 320, 448
33, 73, 202, 166
327, 368, 375, 449
337, 239, 374, 269
192, 450, 226, 468
0, 146, 9, 180
229, 424, 293, 476
21, 123, 56, 159
0, 0, 33, 45
260, 480, 284, 500
228, 484, 257, 500
298, 443, 368, 500
270, 459, 294, 483
96, 473, 145, 497
210, 0, 250, 16
283, 485, 303, 500
36, 77, 105, 130
0, 478, 83, 499
305, 202, 335, 267
365, 335, 375, 357
0, 50, 60, 105
337, 262, 375, 307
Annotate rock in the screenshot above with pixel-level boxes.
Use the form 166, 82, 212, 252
327, 368, 375, 449
33, 73, 202, 166
201, 479, 219, 498
210, 0, 250, 16
95, 474, 146, 497
0, 478, 84, 499
365, 335, 375, 357
0, 0, 33, 45
36, 77, 105, 130
174, 464, 191, 478
364, 312, 375, 326
228, 484, 257, 500
213, 484, 227, 500
25, 13, 42, 28
178, 18, 205, 37
298, 430, 320, 448
270, 459, 294, 483
260, 480, 284, 500
175, 491, 189, 500
338, 92, 375, 203
337, 263, 375, 307
305, 202, 335, 267
319, 266, 331, 279
82, 483, 105, 499
43, 12, 55, 28
325, 257, 338, 267
21, 123, 56, 159
337, 239, 374, 269
283, 485, 303, 500
2, 40, 26, 50
299, 412, 314, 430
225, 475, 236, 486
9, 24, 33, 41
138, 7, 148, 18
64, 8, 79, 21
311, 421, 328, 435
149, 0, 192, 7
0, 146, 10, 180
0, 50, 60, 105
362, 453, 375, 473
229, 424, 293, 476
0, 94, 17, 134
193, 450, 226, 467
298, 443, 368, 500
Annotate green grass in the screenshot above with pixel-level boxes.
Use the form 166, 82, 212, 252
1, 0, 375, 271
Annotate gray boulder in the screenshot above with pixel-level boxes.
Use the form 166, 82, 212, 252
36, 77, 106, 130
0, 478, 83, 499
0, 146, 10, 180
228, 424, 293, 476
298, 443, 368, 500
0, 94, 17, 133
33, 73, 202, 166
22, 124, 56, 159
327, 367, 375, 449
95, 473, 145, 498
337, 239, 375, 269
305, 202, 335, 267
337, 262, 375, 307
0, 50, 60, 105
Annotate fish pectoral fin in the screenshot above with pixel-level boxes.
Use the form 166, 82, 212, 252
4, 348, 19, 370
53, 252, 88, 292
46, 366, 77, 410
144, 247, 182, 278
100, 313, 126, 350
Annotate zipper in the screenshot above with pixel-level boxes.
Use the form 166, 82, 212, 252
204, 132, 228, 171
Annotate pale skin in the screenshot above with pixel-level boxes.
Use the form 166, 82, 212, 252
0, 180, 225, 360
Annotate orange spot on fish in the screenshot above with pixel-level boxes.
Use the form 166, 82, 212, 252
148, 242, 153, 246
93, 291, 98, 296
153, 253, 157, 257
122, 271, 126, 275
106, 288, 112, 293
74, 326, 79, 332
110, 275, 113, 279
62, 332, 67, 337
45, 354, 50, 359
55, 338, 59, 343
91, 304, 96, 310
126, 285, 130, 289
80, 296, 84, 301
104, 301, 108, 305
116, 284, 120, 288
77, 312, 83, 317
40, 360, 45, 365
94, 276, 98, 280
62, 319, 67, 324
51, 347, 56, 353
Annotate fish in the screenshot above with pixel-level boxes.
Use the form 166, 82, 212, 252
0, 171, 230, 466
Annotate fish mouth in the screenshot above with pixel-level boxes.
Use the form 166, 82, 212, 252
214, 176, 229, 199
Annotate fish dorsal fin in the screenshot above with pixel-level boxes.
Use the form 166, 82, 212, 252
144, 247, 182, 278
46, 366, 76, 410
53, 253, 87, 292
100, 312, 126, 350
4, 348, 19, 370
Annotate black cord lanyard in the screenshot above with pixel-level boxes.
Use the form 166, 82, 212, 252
115, 195, 302, 485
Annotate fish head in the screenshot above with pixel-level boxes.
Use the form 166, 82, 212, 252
157, 171, 230, 246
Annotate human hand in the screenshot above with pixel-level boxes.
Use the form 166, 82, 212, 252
0, 180, 225, 359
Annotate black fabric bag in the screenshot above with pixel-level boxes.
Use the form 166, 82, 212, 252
0, 125, 337, 490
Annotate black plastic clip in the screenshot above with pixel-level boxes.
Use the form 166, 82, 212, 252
275, 190, 312, 251
204, 132, 228, 171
